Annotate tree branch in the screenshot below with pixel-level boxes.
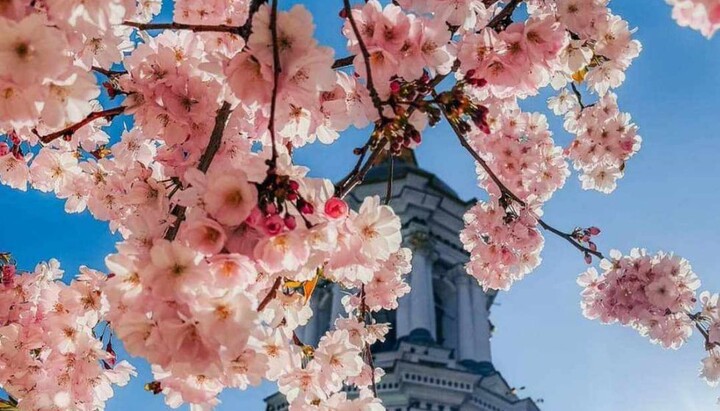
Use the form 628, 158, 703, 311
485, 0, 524, 30
91, 66, 126, 77
257, 277, 282, 311
434, 89, 605, 261
342, 0, 385, 119
336, 140, 386, 198
267, 0, 282, 170
37, 107, 125, 144
164, 102, 233, 241
570, 82, 587, 110
123, 21, 243, 35
332, 55, 355, 69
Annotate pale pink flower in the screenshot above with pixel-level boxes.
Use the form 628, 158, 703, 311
204, 173, 258, 227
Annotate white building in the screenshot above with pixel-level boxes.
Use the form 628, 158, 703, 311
266, 153, 540, 411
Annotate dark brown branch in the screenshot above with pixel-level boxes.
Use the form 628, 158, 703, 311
238, 0, 268, 38
336, 140, 386, 198
332, 55, 355, 69
38, 106, 125, 144
536, 219, 604, 260
164, 102, 233, 241
485, 0, 524, 30
258, 277, 282, 311
384, 155, 394, 205
342, 0, 385, 119
335, 136, 373, 193
91, 66, 126, 77
123, 21, 243, 35
570, 82, 586, 110
198, 102, 233, 173
267, 0, 281, 169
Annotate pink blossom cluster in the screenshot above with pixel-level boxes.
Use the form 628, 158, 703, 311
174, 0, 249, 26
561, 92, 642, 193
0, 0, 717, 407
457, 16, 568, 98
396, 0, 498, 32
536, 1, 642, 96
578, 249, 700, 349
0, 258, 135, 410
467, 100, 569, 204
225, 5, 360, 147
0, 0, 159, 135
103, 183, 409, 408
460, 202, 544, 291
667, 0, 720, 38
343, 0, 456, 97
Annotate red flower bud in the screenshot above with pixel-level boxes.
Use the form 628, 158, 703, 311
263, 215, 284, 236
284, 215, 297, 230
587, 226, 601, 236
390, 80, 401, 94
325, 197, 348, 219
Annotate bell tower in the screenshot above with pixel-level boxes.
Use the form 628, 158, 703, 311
266, 153, 540, 411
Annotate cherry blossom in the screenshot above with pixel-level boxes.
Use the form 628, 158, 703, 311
578, 249, 700, 349
0, 0, 719, 408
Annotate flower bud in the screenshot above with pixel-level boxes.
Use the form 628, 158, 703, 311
324, 197, 348, 219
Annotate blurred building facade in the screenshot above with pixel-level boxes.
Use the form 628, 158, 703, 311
266, 153, 540, 411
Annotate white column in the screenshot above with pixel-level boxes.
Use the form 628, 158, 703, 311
407, 244, 437, 339
471, 282, 492, 363
454, 273, 475, 361
304, 295, 320, 346
395, 282, 412, 339
330, 284, 345, 325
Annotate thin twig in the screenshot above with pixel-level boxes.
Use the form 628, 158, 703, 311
337, 141, 386, 198
37, 107, 125, 144
536, 219, 604, 260
335, 136, 373, 193
384, 155, 394, 205
91, 66, 126, 77
123, 21, 242, 35
342, 0, 385, 119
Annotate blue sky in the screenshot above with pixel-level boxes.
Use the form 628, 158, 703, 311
2, 1, 720, 410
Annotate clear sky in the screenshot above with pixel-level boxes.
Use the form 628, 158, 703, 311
2, 1, 720, 410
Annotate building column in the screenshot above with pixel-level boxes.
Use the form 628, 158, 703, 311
454, 271, 475, 361
330, 283, 345, 325
471, 281, 493, 363
395, 281, 412, 339
304, 295, 321, 346
402, 231, 437, 340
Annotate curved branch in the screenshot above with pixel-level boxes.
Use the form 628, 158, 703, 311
434, 89, 605, 261
37, 107, 125, 144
